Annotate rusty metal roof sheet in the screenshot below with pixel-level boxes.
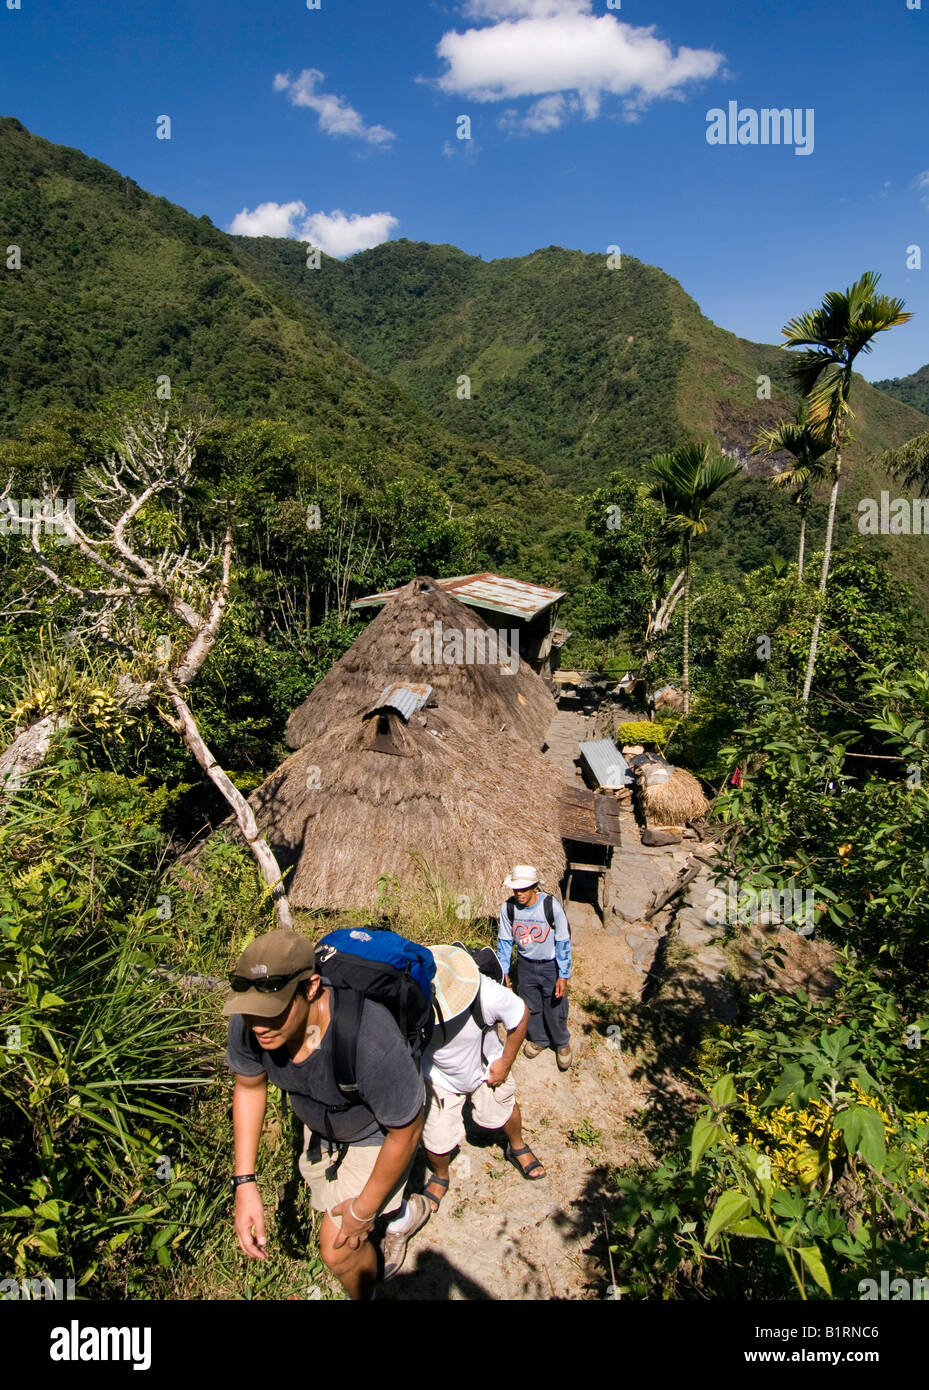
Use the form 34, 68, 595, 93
351, 573, 565, 620
364, 682, 433, 722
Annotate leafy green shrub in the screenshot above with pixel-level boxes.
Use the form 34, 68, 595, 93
609, 959, 929, 1300
616, 720, 672, 749
0, 746, 222, 1295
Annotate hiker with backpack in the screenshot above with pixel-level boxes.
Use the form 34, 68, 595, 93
418, 943, 545, 1216
497, 865, 573, 1071
223, 928, 434, 1300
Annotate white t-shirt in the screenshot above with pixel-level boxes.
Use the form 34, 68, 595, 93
424, 976, 526, 1096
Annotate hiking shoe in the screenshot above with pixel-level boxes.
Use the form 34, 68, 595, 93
556, 1044, 572, 1071
380, 1194, 431, 1281
523, 1041, 545, 1059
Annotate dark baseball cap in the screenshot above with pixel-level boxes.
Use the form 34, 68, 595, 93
222, 929, 318, 1019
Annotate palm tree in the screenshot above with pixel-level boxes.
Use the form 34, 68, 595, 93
753, 410, 832, 583
782, 271, 912, 702
645, 442, 738, 714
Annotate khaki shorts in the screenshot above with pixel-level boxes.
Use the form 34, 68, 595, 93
422, 1075, 517, 1155
296, 1128, 412, 1223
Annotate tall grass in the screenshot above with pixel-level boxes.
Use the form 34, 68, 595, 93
0, 745, 341, 1299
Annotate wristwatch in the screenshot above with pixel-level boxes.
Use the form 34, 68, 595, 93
230, 1173, 257, 1192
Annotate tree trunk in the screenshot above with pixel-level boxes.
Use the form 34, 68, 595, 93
641, 568, 686, 672
802, 436, 842, 703
0, 713, 70, 797
164, 680, 294, 930
682, 559, 691, 717
797, 512, 806, 584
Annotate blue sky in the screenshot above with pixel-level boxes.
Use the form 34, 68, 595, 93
2, 0, 927, 379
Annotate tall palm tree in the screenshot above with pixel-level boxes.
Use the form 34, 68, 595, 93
782, 271, 912, 702
645, 442, 738, 714
753, 410, 832, 583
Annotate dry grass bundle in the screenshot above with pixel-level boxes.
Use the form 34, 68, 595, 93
232, 699, 565, 918
285, 576, 555, 752
640, 765, 708, 827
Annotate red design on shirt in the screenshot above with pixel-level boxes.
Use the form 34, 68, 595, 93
514, 920, 551, 947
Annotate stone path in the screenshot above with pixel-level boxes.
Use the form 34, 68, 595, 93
539, 683, 734, 1011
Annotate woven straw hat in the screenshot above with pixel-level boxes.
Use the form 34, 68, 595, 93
430, 944, 480, 1023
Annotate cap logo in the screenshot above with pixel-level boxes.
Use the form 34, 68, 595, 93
249, 964, 269, 977
349, 930, 372, 942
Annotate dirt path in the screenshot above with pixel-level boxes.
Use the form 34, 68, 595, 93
383, 689, 694, 1300
383, 914, 648, 1301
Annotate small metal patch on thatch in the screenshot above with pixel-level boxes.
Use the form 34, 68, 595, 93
364, 682, 433, 722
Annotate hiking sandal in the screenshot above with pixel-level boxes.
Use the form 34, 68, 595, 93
505, 1144, 546, 1180
422, 1174, 450, 1212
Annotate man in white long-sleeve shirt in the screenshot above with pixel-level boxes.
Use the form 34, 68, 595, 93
497, 864, 572, 1071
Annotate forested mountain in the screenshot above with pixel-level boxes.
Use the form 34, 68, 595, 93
874, 361, 929, 417
236, 235, 929, 492
3, 114, 928, 600
0, 114, 572, 572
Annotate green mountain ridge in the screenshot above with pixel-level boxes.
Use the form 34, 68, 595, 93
234, 234, 929, 492
0, 115, 577, 579
874, 361, 929, 418
3, 114, 929, 602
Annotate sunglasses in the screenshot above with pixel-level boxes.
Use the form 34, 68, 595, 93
228, 968, 308, 994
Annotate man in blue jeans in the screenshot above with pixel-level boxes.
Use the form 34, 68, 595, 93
497, 864, 572, 1072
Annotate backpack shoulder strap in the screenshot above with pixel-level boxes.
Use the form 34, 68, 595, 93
469, 978, 494, 1068
544, 892, 571, 938
330, 987, 362, 1099
506, 897, 515, 927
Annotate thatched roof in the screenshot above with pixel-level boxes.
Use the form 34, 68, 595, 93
241, 698, 565, 917
285, 577, 556, 753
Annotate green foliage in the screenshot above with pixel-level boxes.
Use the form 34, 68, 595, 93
0, 746, 220, 1293
610, 958, 929, 1300
715, 668, 929, 1000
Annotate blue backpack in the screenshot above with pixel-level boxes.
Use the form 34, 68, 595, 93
314, 928, 436, 1104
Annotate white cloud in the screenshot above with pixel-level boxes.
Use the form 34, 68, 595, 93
499, 93, 579, 133
273, 69, 395, 145
301, 210, 399, 258
915, 170, 929, 208
227, 201, 398, 258
228, 200, 309, 237
432, 1, 723, 126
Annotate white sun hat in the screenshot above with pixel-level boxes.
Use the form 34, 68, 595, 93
504, 864, 540, 891
430, 944, 481, 1023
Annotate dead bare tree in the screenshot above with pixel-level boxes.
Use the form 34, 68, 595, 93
2, 412, 293, 928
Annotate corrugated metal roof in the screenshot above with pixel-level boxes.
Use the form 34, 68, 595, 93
365, 682, 433, 722
579, 740, 632, 791
351, 573, 565, 620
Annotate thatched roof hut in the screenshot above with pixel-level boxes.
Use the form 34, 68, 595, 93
242, 691, 565, 917
285, 577, 556, 753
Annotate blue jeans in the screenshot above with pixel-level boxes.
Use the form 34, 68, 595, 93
517, 957, 570, 1049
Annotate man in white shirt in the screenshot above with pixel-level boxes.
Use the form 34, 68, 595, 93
419, 944, 546, 1213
